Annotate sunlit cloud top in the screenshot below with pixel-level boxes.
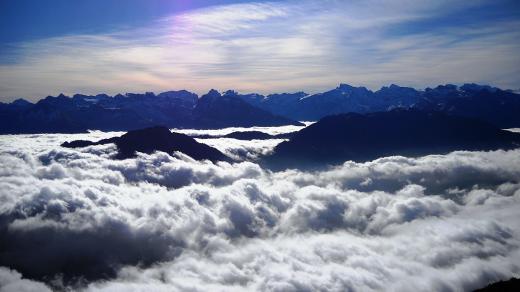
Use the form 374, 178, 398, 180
1, 0, 519, 101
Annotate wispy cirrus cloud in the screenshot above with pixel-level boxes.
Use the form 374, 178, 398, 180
0, 0, 519, 101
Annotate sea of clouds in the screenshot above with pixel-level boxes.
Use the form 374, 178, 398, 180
1, 126, 520, 291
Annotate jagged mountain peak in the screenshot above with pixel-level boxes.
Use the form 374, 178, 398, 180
205, 89, 222, 97
223, 90, 239, 96
336, 83, 370, 92
11, 98, 33, 106
460, 83, 498, 93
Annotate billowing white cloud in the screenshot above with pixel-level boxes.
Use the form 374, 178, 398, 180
0, 268, 52, 292
0, 130, 519, 291
176, 124, 309, 160
1, 0, 519, 101
173, 124, 309, 136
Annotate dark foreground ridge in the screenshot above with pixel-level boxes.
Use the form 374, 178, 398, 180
192, 130, 296, 140
266, 109, 520, 169
474, 278, 520, 292
62, 126, 230, 162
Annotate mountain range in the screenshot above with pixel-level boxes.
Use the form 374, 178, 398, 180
237, 83, 520, 128
1, 83, 519, 134
0, 90, 300, 134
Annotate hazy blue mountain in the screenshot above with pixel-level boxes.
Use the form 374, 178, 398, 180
0, 89, 301, 134
8, 98, 33, 109
236, 84, 413, 120
235, 83, 520, 128
236, 84, 380, 121
374, 84, 420, 109
0, 94, 92, 133
416, 84, 520, 128
238, 91, 309, 119
292, 84, 376, 120
191, 90, 303, 128
2, 83, 519, 134
266, 109, 520, 169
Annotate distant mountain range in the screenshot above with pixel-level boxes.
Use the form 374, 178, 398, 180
0, 90, 300, 134
265, 109, 520, 169
1, 83, 519, 134
237, 83, 520, 128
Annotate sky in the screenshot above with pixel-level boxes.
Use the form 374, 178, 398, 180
0, 0, 519, 101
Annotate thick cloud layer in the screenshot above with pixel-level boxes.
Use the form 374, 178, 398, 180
0, 129, 519, 291
0, 268, 52, 292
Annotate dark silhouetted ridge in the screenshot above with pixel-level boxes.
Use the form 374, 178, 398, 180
192, 130, 296, 140
266, 109, 520, 169
224, 131, 275, 140
474, 278, 520, 292
62, 126, 230, 162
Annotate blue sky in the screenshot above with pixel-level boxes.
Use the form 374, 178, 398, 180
0, 0, 258, 43
0, 0, 519, 101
